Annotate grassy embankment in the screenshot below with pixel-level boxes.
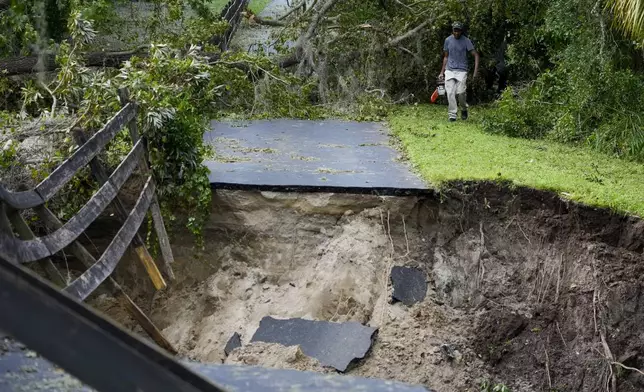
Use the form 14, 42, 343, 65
209, 0, 272, 13
389, 105, 644, 217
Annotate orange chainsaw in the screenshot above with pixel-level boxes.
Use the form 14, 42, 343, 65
430, 78, 446, 104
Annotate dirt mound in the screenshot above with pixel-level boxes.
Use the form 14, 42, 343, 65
103, 184, 644, 392
146, 191, 418, 363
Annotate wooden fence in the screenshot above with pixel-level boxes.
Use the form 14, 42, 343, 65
0, 89, 177, 353
0, 0, 253, 357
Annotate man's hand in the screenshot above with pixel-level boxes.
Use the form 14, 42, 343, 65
438, 72, 445, 81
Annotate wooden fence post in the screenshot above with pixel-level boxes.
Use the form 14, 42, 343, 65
0, 93, 180, 345
117, 88, 176, 280
72, 128, 167, 290
1, 204, 66, 287
35, 205, 177, 354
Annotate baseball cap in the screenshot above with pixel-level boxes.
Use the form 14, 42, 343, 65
452, 21, 464, 30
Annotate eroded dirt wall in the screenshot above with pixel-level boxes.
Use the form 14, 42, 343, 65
99, 183, 644, 392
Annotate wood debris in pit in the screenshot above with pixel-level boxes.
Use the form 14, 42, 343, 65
250, 316, 377, 372
390, 266, 427, 306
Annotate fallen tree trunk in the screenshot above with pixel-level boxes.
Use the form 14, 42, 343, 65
1, 0, 250, 76
276, 0, 341, 68
251, 15, 287, 26
279, 0, 307, 20
0, 47, 148, 76
278, 4, 437, 69
243, 11, 287, 27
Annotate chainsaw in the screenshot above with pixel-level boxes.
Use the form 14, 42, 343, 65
430, 78, 446, 104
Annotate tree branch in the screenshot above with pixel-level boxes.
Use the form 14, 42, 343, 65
38, 81, 57, 118
251, 15, 287, 26
386, 19, 431, 47
277, 0, 342, 68
279, 1, 307, 20
611, 361, 644, 377
301, 0, 341, 44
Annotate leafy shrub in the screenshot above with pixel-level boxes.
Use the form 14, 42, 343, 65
483, 65, 644, 162
480, 380, 511, 392
482, 0, 644, 162
481, 87, 553, 139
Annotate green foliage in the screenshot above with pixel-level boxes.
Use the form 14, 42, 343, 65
8, 0, 642, 244
0, 0, 72, 56
214, 52, 323, 119
352, 94, 392, 121
314, 0, 643, 164
607, 0, 644, 42
455, 0, 550, 81
482, 0, 644, 162
53, 167, 98, 220
163, 17, 229, 49
73, 40, 230, 241
481, 380, 511, 392
248, 0, 273, 14
12, 9, 318, 244
0, 78, 21, 111
482, 87, 553, 139
0, 138, 18, 169
306, 0, 555, 107
73, 0, 119, 34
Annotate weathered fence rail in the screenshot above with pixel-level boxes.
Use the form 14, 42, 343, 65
0, 257, 226, 392
0, 89, 176, 353
0, 104, 137, 211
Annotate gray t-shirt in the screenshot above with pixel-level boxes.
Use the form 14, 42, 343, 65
443, 35, 475, 71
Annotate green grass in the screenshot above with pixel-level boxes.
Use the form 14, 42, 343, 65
207, 0, 230, 13
248, 0, 273, 13
389, 105, 644, 217
208, 0, 272, 14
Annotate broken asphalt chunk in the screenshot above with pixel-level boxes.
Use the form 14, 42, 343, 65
391, 266, 427, 306
250, 316, 377, 372
224, 332, 242, 356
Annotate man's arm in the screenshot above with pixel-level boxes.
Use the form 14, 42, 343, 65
439, 52, 448, 79
471, 50, 479, 78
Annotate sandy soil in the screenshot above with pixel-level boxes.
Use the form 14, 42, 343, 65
225, 342, 330, 373
99, 185, 644, 392
148, 191, 421, 364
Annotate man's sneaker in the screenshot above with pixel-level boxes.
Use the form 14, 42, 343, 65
461, 110, 468, 120
449, 117, 457, 122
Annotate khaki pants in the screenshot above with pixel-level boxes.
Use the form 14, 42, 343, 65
445, 70, 468, 119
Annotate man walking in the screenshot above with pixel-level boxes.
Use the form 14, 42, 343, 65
438, 22, 479, 121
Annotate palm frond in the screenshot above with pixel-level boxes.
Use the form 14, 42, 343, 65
608, 0, 644, 41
